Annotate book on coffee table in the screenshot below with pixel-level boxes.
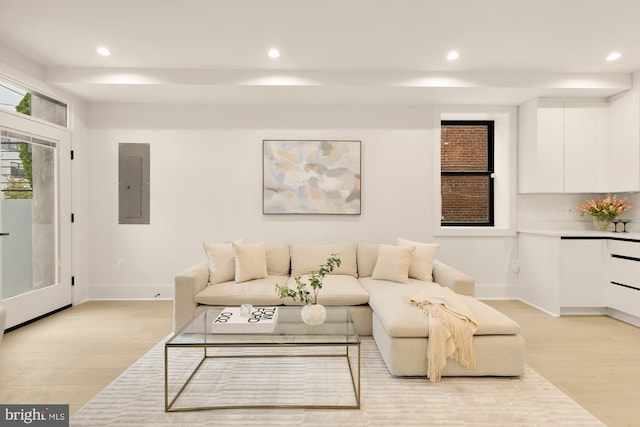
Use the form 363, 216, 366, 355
210, 307, 279, 333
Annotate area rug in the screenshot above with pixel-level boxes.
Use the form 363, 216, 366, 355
71, 337, 604, 426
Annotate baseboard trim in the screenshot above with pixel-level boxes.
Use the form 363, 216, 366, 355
4, 304, 72, 333
607, 308, 640, 327
516, 299, 560, 317
560, 307, 608, 316
87, 284, 174, 300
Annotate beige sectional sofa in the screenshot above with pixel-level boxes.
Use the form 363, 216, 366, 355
174, 240, 525, 378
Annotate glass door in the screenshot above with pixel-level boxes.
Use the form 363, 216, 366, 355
0, 110, 71, 329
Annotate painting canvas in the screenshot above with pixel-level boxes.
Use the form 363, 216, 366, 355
263, 140, 361, 214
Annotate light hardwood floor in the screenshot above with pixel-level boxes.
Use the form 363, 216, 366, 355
0, 301, 173, 415
485, 300, 640, 427
0, 300, 638, 426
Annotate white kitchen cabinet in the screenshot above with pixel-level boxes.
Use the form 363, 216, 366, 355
519, 231, 640, 325
518, 233, 604, 315
608, 91, 640, 192
519, 99, 612, 193
559, 238, 606, 310
606, 240, 640, 319
518, 99, 564, 193
564, 103, 610, 193
518, 233, 561, 314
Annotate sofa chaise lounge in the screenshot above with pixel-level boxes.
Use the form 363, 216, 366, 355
174, 240, 525, 378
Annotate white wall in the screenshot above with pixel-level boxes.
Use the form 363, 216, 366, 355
85, 104, 518, 299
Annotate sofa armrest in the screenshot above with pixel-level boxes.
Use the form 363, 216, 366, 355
173, 261, 209, 332
432, 259, 475, 297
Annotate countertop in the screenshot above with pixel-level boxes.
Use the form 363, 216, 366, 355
518, 229, 640, 241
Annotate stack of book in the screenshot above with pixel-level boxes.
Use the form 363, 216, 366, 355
211, 307, 279, 333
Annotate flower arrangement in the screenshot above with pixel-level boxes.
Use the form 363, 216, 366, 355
275, 254, 341, 305
576, 194, 633, 220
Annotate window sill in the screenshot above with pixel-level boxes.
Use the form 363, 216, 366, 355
433, 226, 517, 237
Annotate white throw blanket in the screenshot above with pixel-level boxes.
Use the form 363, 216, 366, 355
409, 286, 478, 382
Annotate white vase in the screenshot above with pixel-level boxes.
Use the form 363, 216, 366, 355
593, 217, 612, 231
301, 304, 326, 326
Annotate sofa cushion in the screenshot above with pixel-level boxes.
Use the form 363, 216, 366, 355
359, 276, 431, 295
397, 237, 440, 281
291, 242, 358, 277
195, 276, 284, 306
232, 241, 268, 283
283, 274, 370, 306
371, 244, 415, 284
202, 241, 239, 285
357, 243, 379, 278
266, 244, 291, 275
368, 283, 521, 338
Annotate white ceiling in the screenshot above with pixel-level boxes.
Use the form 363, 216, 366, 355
1, 0, 639, 105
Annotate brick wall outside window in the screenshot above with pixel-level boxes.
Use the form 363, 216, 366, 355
441, 123, 493, 225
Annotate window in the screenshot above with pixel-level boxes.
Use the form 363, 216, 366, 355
440, 120, 494, 226
0, 79, 68, 127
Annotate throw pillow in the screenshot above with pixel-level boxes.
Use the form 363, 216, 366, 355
202, 241, 240, 285
397, 237, 441, 281
371, 244, 415, 284
265, 243, 291, 276
232, 241, 269, 283
290, 242, 358, 277
356, 243, 380, 278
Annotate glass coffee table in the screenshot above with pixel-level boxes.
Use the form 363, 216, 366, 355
165, 306, 360, 412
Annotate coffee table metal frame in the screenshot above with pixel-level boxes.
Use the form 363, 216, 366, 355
164, 306, 361, 412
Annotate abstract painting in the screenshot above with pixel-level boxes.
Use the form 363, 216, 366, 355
263, 140, 361, 214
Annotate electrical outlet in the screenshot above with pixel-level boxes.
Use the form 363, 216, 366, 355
565, 205, 574, 217
511, 260, 519, 273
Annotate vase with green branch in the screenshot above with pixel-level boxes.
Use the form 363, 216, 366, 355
275, 254, 341, 325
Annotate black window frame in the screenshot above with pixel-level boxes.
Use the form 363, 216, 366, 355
440, 120, 495, 227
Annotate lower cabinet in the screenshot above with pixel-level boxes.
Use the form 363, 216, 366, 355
607, 240, 640, 318
519, 233, 640, 324
559, 239, 606, 312
518, 234, 604, 316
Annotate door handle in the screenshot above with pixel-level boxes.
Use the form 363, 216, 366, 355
0, 233, 9, 236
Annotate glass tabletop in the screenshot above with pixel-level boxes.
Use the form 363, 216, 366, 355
167, 306, 360, 346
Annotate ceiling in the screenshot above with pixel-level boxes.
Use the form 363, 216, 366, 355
1, 0, 639, 106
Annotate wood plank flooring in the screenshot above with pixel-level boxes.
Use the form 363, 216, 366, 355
0, 300, 638, 426
0, 301, 173, 415
485, 300, 640, 427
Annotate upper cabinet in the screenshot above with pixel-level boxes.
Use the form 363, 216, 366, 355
609, 91, 640, 192
564, 102, 610, 193
519, 96, 638, 194
518, 99, 564, 193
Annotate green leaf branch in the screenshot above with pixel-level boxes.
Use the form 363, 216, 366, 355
275, 254, 341, 305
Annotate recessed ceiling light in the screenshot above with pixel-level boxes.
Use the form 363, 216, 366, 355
606, 52, 622, 61
447, 50, 460, 61
97, 47, 111, 56
268, 48, 280, 59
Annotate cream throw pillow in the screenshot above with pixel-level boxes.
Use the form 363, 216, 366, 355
265, 244, 291, 276
290, 242, 358, 277
232, 241, 269, 283
397, 237, 441, 281
202, 241, 239, 285
372, 244, 415, 284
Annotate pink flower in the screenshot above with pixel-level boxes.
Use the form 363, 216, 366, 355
577, 194, 633, 220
